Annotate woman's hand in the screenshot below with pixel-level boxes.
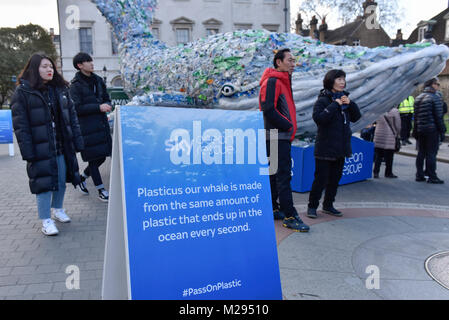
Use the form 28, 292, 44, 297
335, 99, 343, 106
100, 104, 112, 113
341, 96, 351, 105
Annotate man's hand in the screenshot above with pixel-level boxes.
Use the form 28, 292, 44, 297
100, 103, 112, 113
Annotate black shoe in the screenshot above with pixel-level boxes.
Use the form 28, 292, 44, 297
75, 176, 89, 195
322, 206, 343, 217
282, 217, 310, 232
98, 188, 109, 202
307, 207, 317, 219
373, 172, 379, 178
406, 140, 412, 145
401, 140, 408, 146
273, 209, 285, 220
385, 174, 398, 178
415, 176, 426, 182
427, 178, 444, 184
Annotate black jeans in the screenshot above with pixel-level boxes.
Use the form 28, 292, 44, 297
400, 113, 413, 141
373, 148, 395, 176
267, 139, 296, 218
308, 158, 345, 209
416, 131, 440, 179
83, 157, 106, 188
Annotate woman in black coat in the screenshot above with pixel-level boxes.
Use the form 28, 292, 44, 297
307, 69, 361, 219
11, 53, 84, 236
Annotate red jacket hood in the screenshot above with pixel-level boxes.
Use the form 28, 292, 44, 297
259, 68, 291, 87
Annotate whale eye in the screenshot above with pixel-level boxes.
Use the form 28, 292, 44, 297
221, 84, 236, 97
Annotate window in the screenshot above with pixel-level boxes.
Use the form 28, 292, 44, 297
176, 28, 190, 44
152, 27, 160, 40
111, 76, 124, 88
171, 17, 194, 45
206, 28, 219, 36
203, 18, 222, 37
352, 39, 360, 46
262, 24, 279, 32
418, 26, 427, 42
79, 27, 93, 54
446, 20, 449, 40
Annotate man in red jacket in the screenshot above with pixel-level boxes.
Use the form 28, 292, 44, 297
259, 49, 309, 232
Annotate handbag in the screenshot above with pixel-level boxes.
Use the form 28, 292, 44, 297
383, 115, 401, 152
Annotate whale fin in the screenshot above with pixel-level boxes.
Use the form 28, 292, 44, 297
91, 0, 157, 40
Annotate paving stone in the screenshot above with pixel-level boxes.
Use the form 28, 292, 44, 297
23, 283, 53, 295
1, 138, 448, 300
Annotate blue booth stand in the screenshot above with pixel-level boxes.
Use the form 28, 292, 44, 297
291, 137, 374, 193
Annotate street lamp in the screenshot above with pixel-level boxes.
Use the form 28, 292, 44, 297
103, 65, 107, 85
283, 0, 289, 33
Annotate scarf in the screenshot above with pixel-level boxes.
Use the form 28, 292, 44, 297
331, 91, 349, 110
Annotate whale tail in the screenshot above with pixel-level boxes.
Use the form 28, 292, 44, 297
91, 0, 158, 41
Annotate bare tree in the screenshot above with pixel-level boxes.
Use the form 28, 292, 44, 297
295, 0, 401, 32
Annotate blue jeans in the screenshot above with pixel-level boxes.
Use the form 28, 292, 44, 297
36, 155, 66, 219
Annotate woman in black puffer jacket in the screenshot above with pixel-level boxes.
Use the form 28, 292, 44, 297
307, 69, 361, 219
11, 53, 84, 236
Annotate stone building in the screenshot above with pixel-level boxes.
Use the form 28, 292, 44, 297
57, 0, 289, 87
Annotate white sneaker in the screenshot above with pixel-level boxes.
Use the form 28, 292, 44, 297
42, 219, 59, 236
53, 208, 71, 223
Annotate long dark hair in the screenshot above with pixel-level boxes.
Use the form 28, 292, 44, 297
17, 53, 68, 90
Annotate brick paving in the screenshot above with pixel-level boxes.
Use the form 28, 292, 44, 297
0, 137, 448, 300
0, 139, 109, 300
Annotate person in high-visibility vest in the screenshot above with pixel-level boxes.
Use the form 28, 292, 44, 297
398, 95, 414, 145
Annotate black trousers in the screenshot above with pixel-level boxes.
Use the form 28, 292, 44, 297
416, 132, 439, 180
373, 148, 395, 176
400, 113, 413, 141
308, 158, 345, 209
83, 157, 106, 188
267, 139, 296, 218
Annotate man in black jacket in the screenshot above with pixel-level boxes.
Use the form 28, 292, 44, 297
70, 52, 112, 201
414, 78, 446, 184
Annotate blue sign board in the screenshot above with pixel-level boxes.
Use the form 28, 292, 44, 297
116, 106, 282, 300
0, 110, 13, 144
291, 137, 374, 193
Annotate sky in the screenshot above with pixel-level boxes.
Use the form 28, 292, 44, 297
0, 0, 447, 39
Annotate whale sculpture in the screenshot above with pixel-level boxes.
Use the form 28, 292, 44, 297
91, 0, 449, 138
